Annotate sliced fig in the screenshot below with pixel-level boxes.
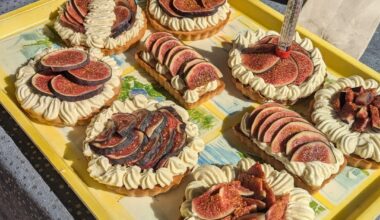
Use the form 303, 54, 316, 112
134, 109, 153, 131
106, 131, 147, 165
271, 121, 320, 153
65, 1, 84, 24
151, 36, 178, 59
262, 116, 308, 143
39, 49, 89, 72
178, 58, 205, 75
157, 0, 181, 17
338, 102, 357, 123
59, 13, 85, 33
93, 119, 116, 143
164, 45, 192, 66
370, 105, 380, 129
356, 107, 368, 119
65, 60, 112, 86
343, 87, 355, 103
352, 86, 365, 94
116, 0, 137, 12
144, 32, 173, 52
136, 136, 162, 167
49, 75, 102, 101
172, 0, 217, 17
291, 50, 313, 85
90, 132, 135, 155
72, 0, 91, 17
250, 106, 289, 139
243, 198, 266, 210
256, 58, 298, 87
285, 131, 329, 156
246, 103, 284, 128
145, 111, 168, 138
30, 73, 55, 96
111, 6, 132, 37
265, 194, 289, 220
192, 183, 240, 220
184, 62, 221, 89
246, 162, 265, 179
168, 49, 203, 76
241, 44, 280, 74
331, 92, 346, 112
372, 96, 380, 108
156, 39, 182, 64
238, 173, 264, 198
201, 0, 226, 9
291, 141, 336, 164
352, 117, 370, 132
257, 110, 301, 141
355, 90, 376, 106
263, 181, 276, 208
111, 113, 137, 137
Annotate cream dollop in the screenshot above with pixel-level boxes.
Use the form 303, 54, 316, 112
181, 161, 314, 220
54, 2, 145, 49
15, 47, 121, 126
229, 29, 326, 102
312, 75, 380, 162
84, 95, 204, 190
148, 0, 230, 32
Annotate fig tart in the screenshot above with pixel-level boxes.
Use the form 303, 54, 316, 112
54, 0, 147, 55
146, 0, 231, 40
233, 103, 346, 193
228, 29, 327, 105
83, 95, 205, 196
135, 32, 225, 109
180, 158, 315, 220
312, 75, 380, 169
15, 47, 121, 126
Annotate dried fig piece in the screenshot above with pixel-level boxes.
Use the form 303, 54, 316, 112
355, 89, 376, 106
338, 102, 357, 123
369, 105, 380, 129
331, 92, 346, 112
352, 117, 370, 132
356, 107, 369, 119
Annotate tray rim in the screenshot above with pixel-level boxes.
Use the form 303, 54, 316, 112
0, 0, 379, 219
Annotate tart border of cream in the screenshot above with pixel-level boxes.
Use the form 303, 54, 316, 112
312, 75, 380, 168
146, 0, 231, 40
180, 158, 315, 220
83, 94, 205, 196
54, 1, 147, 55
233, 104, 346, 193
15, 47, 121, 127
228, 29, 327, 105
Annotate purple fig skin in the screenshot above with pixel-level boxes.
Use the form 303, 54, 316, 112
64, 60, 112, 86
49, 75, 103, 102
38, 49, 90, 72
144, 32, 173, 52
111, 6, 132, 38
90, 132, 137, 155
172, 0, 218, 17
71, 0, 91, 18
168, 49, 203, 76
184, 61, 221, 89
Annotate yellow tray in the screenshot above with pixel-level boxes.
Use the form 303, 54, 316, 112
0, 0, 379, 219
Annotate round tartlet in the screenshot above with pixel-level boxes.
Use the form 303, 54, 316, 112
228, 29, 327, 105
146, 0, 231, 40
180, 158, 315, 220
312, 75, 380, 169
83, 94, 205, 196
54, 0, 147, 55
15, 47, 121, 126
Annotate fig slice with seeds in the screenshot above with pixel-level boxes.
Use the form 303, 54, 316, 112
31, 73, 55, 96
271, 121, 320, 153
172, 0, 217, 17
158, 0, 181, 17
60, 13, 85, 33
168, 49, 203, 76
241, 44, 280, 74
285, 131, 329, 156
151, 35, 178, 59
144, 32, 173, 52
250, 106, 290, 139
39, 48, 89, 72
178, 58, 205, 75
262, 116, 308, 143
65, 60, 112, 86
90, 131, 135, 155
291, 141, 336, 164
164, 45, 191, 66
92, 119, 116, 143
66, 1, 84, 24
156, 39, 182, 63
256, 58, 298, 87
201, 0, 226, 9
184, 62, 221, 89
72, 0, 91, 17
49, 75, 103, 101
111, 6, 132, 37
111, 113, 137, 137
291, 50, 314, 85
